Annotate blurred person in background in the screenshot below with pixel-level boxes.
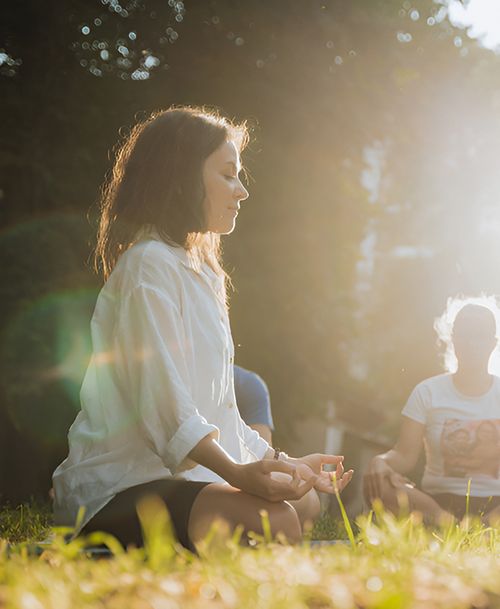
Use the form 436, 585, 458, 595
363, 299, 500, 524
233, 365, 274, 444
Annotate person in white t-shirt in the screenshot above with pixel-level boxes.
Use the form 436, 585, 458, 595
363, 301, 500, 523
52, 106, 353, 552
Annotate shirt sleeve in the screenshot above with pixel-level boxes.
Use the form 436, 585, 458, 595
401, 382, 429, 425
237, 409, 271, 459
115, 283, 219, 474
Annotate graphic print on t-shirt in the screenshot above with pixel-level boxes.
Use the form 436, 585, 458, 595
441, 419, 500, 479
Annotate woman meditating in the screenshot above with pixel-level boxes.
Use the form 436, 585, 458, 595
363, 300, 500, 524
52, 106, 353, 551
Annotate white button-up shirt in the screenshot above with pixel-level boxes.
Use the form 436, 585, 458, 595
52, 234, 270, 532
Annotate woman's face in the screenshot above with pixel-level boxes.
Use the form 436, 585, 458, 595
202, 140, 249, 234
452, 306, 497, 368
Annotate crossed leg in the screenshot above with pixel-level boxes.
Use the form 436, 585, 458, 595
188, 482, 310, 545
371, 476, 453, 525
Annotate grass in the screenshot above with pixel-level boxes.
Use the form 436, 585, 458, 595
0, 499, 344, 545
0, 500, 52, 544
2, 499, 500, 608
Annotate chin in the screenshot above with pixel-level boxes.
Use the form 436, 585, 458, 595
215, 221, 237, 235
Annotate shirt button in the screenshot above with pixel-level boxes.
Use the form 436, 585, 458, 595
228, 402, 234, 409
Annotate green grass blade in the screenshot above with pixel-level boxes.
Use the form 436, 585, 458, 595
331, 472, 356, 548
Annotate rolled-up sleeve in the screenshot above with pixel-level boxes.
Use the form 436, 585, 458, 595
238, 412, 270, 460
115, 283, 219, 473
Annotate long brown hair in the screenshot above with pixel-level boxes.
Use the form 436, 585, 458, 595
94, 106, 249, 286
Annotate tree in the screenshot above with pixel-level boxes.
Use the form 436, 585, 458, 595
2, 0, 500, 500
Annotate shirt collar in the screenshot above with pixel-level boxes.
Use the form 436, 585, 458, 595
136, 225, 226, 307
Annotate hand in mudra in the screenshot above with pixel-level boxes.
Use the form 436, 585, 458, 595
363, 456, 415, 504
229, 459, 317, 502
294, 454, 354, 494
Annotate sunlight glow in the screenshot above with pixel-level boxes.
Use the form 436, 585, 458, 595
434, 294, 500, 375
446, 0, 500, 52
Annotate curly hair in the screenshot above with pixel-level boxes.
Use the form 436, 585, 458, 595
433, 294, 500, 372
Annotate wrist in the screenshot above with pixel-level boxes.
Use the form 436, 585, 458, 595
275, 449, 291, 465
281, 454, 296, 466
220, 460, 242, 486
264, 447, 291, 461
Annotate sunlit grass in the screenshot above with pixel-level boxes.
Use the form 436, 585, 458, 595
2, 499, 500, 608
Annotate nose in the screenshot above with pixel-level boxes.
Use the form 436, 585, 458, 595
235, 178, 249, 202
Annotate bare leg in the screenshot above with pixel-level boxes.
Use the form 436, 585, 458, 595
372, 477, 453, 525
482, 505, 500, 526
188, 483, 302, 545
267, 471, 321, 527
290, 489, 321, 527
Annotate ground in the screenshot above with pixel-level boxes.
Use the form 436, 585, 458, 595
2, 499, 500, 608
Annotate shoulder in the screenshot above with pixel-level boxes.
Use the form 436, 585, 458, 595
121, 238, 187, 270
100, 239, 195, 310
115, 239, 190, 288
414, 373, 450, 393
407, 373, 450, 405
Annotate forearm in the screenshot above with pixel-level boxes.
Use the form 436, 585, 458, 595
376, 448, 415, 475
188, 435, 240, 483
188, 436, 318, 502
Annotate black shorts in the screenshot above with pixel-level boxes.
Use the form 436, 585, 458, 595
81, 479, 211, 552
432, 493, 500, 520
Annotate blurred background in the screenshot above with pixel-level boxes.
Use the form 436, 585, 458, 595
2, 0, 500, 511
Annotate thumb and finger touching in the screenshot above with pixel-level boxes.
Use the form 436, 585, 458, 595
270, 474, 316, 500
318, 454, 344, 466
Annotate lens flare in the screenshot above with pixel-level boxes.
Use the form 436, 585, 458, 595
0, 289, 98, 443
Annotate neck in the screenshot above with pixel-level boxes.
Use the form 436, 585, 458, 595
453, 366, 492, 396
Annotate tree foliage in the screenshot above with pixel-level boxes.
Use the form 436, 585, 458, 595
2, 0, 500, 500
